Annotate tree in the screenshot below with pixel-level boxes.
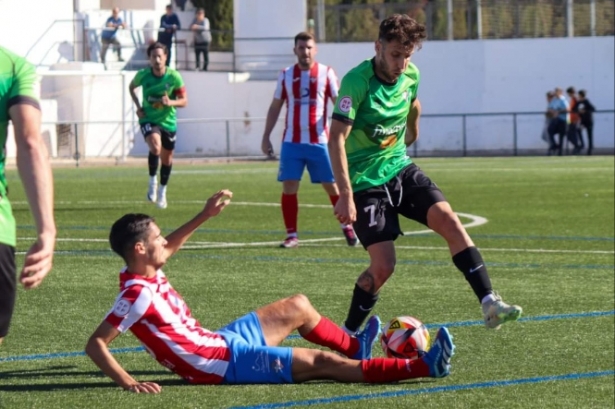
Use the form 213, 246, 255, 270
190, 0, 234, 50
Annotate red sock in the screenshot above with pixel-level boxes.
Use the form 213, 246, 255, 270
329, 195, 339, 206
302, 317, 360, 358
361, 358, 430, 383
281, 193, 298, 235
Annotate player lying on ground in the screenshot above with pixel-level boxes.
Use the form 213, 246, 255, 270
85, 190, 455, 393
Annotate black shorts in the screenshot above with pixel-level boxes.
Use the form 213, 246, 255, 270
141, 123, 177, 151
353, 164, 446, 249
0, 243, 16, 338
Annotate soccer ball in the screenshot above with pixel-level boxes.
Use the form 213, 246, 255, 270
380, 316, 430, 360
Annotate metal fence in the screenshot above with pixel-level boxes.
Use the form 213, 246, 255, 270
27, 110, 614, 167
310, 0, 615, 42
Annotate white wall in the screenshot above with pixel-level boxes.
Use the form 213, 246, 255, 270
233, 0, 306, 78
0, 0, 74, 66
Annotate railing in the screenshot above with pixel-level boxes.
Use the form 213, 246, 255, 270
310, 0, 615, 42
22, 110, 613, 167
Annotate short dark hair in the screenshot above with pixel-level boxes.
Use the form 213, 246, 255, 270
578, 89, 586, 97
378, 14, 427, 49
109, 214, 155, 263
294, 31, 315, 46
566, 86, 576, 94
196, 7, 205, 13
147, 42, 168, 57
166, 4, 173, 9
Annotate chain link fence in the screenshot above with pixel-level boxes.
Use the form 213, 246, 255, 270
310, 0, 614, 42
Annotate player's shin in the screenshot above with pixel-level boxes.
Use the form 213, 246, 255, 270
343, 282, 379, 334
302, 317, 359, 357
452, 246, 493, 302
361, 358, 430, 383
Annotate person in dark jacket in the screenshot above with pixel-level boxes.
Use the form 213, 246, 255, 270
158, 4, 181, 66
575, 90, 596, 155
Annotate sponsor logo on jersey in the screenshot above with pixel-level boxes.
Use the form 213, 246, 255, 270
365, 123, 406, 148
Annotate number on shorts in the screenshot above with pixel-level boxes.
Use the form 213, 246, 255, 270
364, 204, 377, 227
143, 124, 152, 133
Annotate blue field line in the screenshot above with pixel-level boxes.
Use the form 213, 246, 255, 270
17, 225, 615, 242
283, 310, 615, 340
42, 250, 615, 271
228, 370, 615, 409
1, 310, 612, 363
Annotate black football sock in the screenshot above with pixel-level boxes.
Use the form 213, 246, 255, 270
453, 246, 493, 303
344, 282, 379, 333
148, 153, 159, 177
160, 164, 172, 186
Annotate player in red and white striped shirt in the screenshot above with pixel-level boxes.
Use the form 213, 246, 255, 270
261, 32, 359, 249
85, 189, 454, 393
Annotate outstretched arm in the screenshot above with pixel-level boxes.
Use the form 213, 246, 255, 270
86, 322, 161, 393
12, 103, 56, 289
163, 189, 233, 258
406, 98, 421, 146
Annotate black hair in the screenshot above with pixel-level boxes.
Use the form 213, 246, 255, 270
147, 42, 168, 57
109, 214, 155, 263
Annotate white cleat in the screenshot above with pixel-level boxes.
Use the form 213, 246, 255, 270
156, 187, 167, 209
147, 181, 158, 203
482, 293, 523, 329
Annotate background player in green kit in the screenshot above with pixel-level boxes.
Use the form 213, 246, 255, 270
0, 46, 56, 345
129, 42, 187, 209
327, 15, 522, 336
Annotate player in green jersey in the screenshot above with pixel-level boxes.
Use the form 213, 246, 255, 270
0, 46, 56, 345
129, 42, 187, 209
328, 15, 522, 336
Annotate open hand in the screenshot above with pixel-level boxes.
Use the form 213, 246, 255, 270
203, 190, 233, 218
126, 382, 162, 394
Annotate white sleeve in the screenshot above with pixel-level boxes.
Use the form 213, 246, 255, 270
104, 286, 153, 333
327, 67, 340, 99
273, 70, 286, 100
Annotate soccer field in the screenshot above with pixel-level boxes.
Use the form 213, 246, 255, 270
0, 156, 613, 409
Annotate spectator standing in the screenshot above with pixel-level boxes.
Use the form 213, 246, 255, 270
191, 8, 212, 71
566, 87, 582, 154
547, 88, 569, 156
542, 91, 555, 145
100, 7, 126, 64
158, 4, 181, 67
576, 90, 596, 155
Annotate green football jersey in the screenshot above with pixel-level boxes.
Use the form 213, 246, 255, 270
0, 46, 41, 246
332, 59, 420, 192
131, 68, 185, 132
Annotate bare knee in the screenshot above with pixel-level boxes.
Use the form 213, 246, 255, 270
429, 207, 464, 238
288, 293, 313, 313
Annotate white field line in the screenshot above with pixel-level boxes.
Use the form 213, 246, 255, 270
300, 243, 614, 255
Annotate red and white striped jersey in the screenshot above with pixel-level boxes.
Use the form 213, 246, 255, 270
105, 268, 230, 384
274, 62, 339, 144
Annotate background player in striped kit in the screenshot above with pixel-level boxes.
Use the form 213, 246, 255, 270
261, 32, 359, 248
85, 189, 455, 392
129, 42, 187, 209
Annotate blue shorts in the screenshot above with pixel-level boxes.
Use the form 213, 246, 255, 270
278, 142, 335, 183
216, 312, 294, 384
